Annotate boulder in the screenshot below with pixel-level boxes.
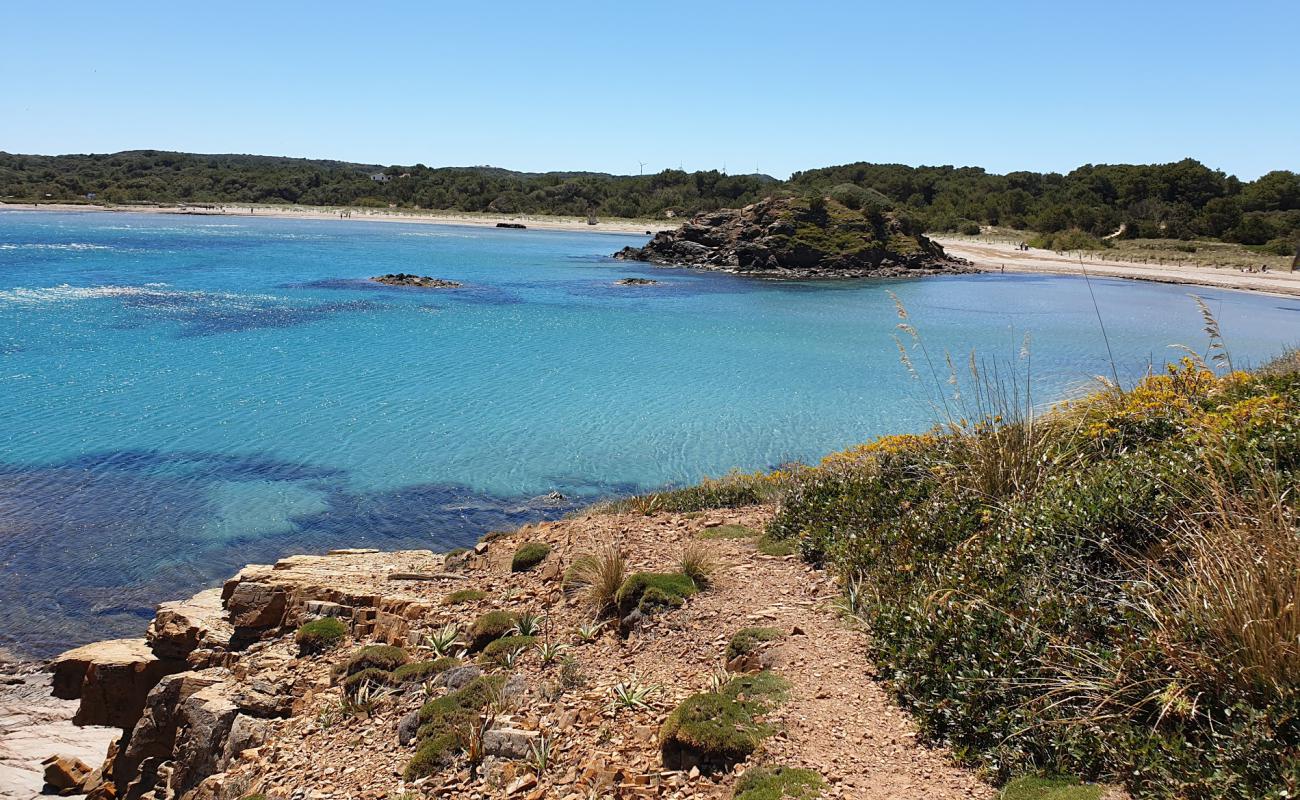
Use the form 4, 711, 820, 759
147, 588, 233, 661
51, 639, 185, 729
166, 684, 239, 797
482, 728, 540, 760
41, 754, 93, 792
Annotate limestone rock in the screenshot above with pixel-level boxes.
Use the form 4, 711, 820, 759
51, 639, 184, 729
482, 728, 540, 760
41, 754, 93, 792
147, 588, 233, 661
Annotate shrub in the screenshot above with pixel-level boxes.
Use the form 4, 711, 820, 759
344, 645, 408, 675
511, 541, 551, 572
341, 667, 390, 694
726, 627, 784, 661
999, 776, 1103, 800
680, 543, 717, 587
767, 357, 1300, 797
468, 610, 516, 651
391, 657, 460, 684
660, 672, 788, 772
295, 617, 347, 654
615, 572, 697, 616
563, 545, 626, 614
406, 674, 506, 780
479, 635, 537, 666
592, 470, 794, 515
733, 766, 824, 800
442, 589, 487, 605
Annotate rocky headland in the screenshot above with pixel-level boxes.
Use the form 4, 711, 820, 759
20, 509, 992, 800
370, 274, 462, 288
614, 196, 974, 279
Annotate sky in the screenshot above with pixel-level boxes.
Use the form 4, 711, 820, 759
3, 1, 1297, 180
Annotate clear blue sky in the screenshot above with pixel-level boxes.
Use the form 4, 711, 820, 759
3, 0, 1296, 179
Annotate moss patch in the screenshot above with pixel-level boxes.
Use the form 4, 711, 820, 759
295, 617, 347, 654
479, 635, 536, 665
615, 572, 697, 616
468, 610, 517, 651
999, 777, 1104, 800
660, 671, 789, 772
344, 644, 408, 675
756, 534, 798, 556
406, 674, 507, 780
391, 657, 460, 684
341, 667, 390, 693
511, 541, 551, 572
726, 627, 785, 661
699, 524, 760, 540
442, 588, 487, 605
733, 766, 825, 800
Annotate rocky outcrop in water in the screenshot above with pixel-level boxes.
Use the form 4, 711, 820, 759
370, 274, 462, 288
615, 195, 973, 279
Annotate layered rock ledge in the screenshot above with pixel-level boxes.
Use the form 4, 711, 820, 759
370, 274, 462, 288
614, 195, 974, 279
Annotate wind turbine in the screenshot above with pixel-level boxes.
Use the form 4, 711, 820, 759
638, 161, 647, 176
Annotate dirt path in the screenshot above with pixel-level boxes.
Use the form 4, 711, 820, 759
216, 506, 993, 799
936, 236, 1300, 298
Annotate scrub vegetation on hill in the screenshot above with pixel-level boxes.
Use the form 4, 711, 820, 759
605, 336, 1300, 798
2, 151, 1296, 251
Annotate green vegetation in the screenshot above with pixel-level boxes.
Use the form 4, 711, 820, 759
468, 610, 516, 650
563, 546, 627, 614
5, 151, 1295, 246
699, 524, 760, 540
593, 471, 793, 516
756, 534, 798, 556
510, 541, 552, 572
442, 588, 487, 605
764, 356, 1300, 798
999, 777, 1104, 800
294, 617, 347, 654
660, 672, 789, 772
615, 572, 698, 616
390, 657, 460, 684
1026, 229, 1109, 251
726, 627, 785, 661
479, 635, 537, 665
733, 766, 825, 800
343, 645, 408, 675
341, 667, 390, 694
406, 674, 506, 780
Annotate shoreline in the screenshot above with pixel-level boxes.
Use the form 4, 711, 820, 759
935, 236, 1300, 299
0, 201, 676, 236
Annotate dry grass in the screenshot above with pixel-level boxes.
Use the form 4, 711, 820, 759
680, 543, 718, 587
565, 545, 627, 616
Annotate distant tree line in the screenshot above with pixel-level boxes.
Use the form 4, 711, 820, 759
2, 151, 1296, 250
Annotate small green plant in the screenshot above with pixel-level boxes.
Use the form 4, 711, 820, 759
559, 655, 586, 690
535, 639, 568, 666
610, 675, 660, 713
615, 572, 698, 616
480, 634, 536, 667
998, 776, 1104, 800
391, 657, 460, 685
442, 588, 487, 605
660, 671, 789, 772
342, 667, 390, 694
343, 644, 408, 675
698, 524, 759, 540
726, 627, 784, 661
340, 679, 392, 716
423, 623, 461, 657
574, 619, 605, 642
468, 610, 516, 651
295, 617, 347, 654
756, 534, 797, 556
511, 610, 543, 637
511, 541, 552, 572
525, 732, 555, 776
733, 766, 825, 800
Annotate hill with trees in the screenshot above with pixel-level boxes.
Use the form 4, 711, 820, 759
2, 150, 1296, 252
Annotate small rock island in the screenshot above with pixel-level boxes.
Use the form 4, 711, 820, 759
370, 273, 462, 288
614, 277, 659, 286
615, 195, 973, 279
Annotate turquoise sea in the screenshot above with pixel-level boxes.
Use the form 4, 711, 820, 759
2, 209, 1297, 657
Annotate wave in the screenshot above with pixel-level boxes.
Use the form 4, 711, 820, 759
0, 284, 276, 307
0, 242, 112, 251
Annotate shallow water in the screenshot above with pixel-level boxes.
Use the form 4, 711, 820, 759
2, 209, 1297, 657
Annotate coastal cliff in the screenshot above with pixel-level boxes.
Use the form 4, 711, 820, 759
614, 196, 973, 278
31, 510, 989, 800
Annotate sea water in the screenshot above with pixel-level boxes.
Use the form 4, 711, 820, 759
2, 209, 1296, 657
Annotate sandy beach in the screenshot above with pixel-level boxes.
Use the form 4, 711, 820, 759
0, 202, 675, 236
936, 236, 1300, 298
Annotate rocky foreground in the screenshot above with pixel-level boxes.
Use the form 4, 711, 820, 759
25, 508, 992, 800
614, 196, 973, 279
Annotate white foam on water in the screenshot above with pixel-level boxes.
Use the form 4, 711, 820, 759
0, 284, 279, 307
0, 242, 112, 251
